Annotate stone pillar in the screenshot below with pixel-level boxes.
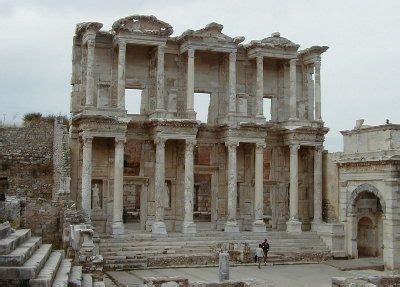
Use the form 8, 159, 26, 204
256, 55, 264, 117
289, 59, 297, 120
186, 48, 195, 112
85, 39, 95, 107
182, 139, 196, 233
253, 143, 266, 232
228, 51, 237, 114
314, 60, 322, 120
307, 65, 315, 120
117, 41, 126, 110
225, 141, 239, 232
156, 45, 165, 112
153, 137, 167, 234
81, 135, 93, 223
347, 213, 358, 258
112, 137, 125, 235
287, 143, 302, 233
312, 145, 323, 229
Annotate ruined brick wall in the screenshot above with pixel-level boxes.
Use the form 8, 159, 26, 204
0, 120, 54, 199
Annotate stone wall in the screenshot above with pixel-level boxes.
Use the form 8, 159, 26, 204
322, 152, 340, 222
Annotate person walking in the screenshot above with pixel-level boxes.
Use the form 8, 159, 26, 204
260, 238, 270, 265
255, 244, 264, 269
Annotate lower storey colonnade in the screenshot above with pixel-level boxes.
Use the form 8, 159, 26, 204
80, 135, 324, 236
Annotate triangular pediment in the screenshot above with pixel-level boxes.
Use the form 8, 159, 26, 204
112, 15, 173, 36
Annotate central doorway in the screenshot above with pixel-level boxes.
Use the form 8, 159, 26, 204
194, 174, 212, 223
357, 216, 377, 257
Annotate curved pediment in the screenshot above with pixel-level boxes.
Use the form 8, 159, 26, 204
75, 22, 103, 36
246, 32, 299, 51
112, 15, 173, 36
178, 22, 244, 44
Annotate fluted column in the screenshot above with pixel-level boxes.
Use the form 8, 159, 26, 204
312, 145, 323, 228
289, 59, 297, 120
228, 51, 237, 114
256, 55, 264, 117
314, 60, 322, 120
117, 41, 126, 110
182, 139, 196, 233
253, 143, 266, 232
156, 45, 165, 112
85, 39, 95, 107
186, 48, 195, 113
112, 137, 125, 235
225, 141, 239, 232
287, 143, 302, 233
153, 137, 167, 234
81, 135, 93, 223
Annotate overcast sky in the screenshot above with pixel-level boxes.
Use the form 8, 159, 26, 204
1, 0, 399, 151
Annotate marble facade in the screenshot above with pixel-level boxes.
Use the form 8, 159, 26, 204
69, 15, 328, 236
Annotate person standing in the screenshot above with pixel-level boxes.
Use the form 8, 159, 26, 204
255, 244, 264, 269
260, 238, 270, 265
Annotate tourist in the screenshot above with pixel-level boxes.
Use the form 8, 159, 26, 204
260, 238, 270, 265
255, 244, 264, 269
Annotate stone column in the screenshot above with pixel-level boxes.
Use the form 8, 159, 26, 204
287, 143, 302, 233
307, 65, 315, 120
112, 137, 125, 235
253, 143, 266, 232
289, 59, 297, 120
182, 139, 196, 233
186, 48, 195, 113
153, 137, 167, 234
312, 145, 323, 229
81, 135, 93, 223
117, 41, 126, 110
256, 55, 264, 117
156, 45, 165, 112
314, 60, 322, 120
225, 141, 239, 232
85, 39, 95, 107
228, 51, 237, 114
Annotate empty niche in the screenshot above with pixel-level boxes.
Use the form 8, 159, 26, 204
125, 88, 142, 114
194, 92, 210, 123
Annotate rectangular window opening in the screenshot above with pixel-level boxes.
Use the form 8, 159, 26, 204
263, 97, 272, 121
125, 89, 142, 115
194, 93, 211, 123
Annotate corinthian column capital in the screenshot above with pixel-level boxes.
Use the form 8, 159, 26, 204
255, 143, 266, 153
289, 143, 300, 153
185, 139, 196, 151
188, 48, 195, 58
225, 140, 239, 151
154, 137, 166, 148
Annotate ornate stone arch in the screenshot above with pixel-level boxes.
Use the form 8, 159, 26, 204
348, 183, 386, 214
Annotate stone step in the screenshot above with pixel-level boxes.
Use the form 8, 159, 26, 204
0, 229, 31, 255
29, 250, 64, 287
82, 273, 93, 287
0, 223, 11, 239
0, 243, 52, 280
52, 258, 72, 287
69, 265, 83, 287
0, 236, 42, 266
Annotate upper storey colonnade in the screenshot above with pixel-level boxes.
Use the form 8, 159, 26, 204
72, 15, 328, 125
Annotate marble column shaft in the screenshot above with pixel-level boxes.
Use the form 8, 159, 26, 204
228, 52, 237, 114
156, 45, 165, 111
289, 59, 297, 119
253, 143, 266, 232
226, 141, 239, 225
183, 139, 196, 233
307, 65, 315, 120
289, 143, 300, 220
186, 49, 195, 112
117, 41, 126, 110
81, 136, 93, 222
314, 60, 322, 120
112, 137, 125, 235
256, 55, 264, 116
85, 39, 95, 107
313, 146, 323, 223
155, 138, 166, 222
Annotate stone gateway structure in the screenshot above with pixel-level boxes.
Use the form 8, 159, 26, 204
69, 15, 328, 236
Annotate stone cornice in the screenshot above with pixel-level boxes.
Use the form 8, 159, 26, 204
341, 123, 400, 135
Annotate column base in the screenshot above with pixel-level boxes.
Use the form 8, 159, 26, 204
112, 221, 124, 236
311, 220, 323, 232
182, 221, 197, 234
224, 220, 239, 233
252, 220, 267, 233
152, 221, 167, 235
286, 219, 302, 234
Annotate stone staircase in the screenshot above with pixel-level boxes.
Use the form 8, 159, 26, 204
0, 223, 90, 286
99, 230, 331, 270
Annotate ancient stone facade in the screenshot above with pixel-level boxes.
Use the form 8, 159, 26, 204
69, 15, 328, 236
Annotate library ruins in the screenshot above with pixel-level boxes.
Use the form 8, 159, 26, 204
0, 14, 399, 286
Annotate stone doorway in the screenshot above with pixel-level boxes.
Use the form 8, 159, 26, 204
357, 216, 377, 257
122, 177, 149, 231
193, 174, 211, 223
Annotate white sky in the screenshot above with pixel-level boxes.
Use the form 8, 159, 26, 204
0, 0, 399, 151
